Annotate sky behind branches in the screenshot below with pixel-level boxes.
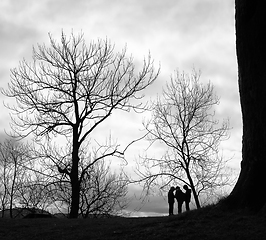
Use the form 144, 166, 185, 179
0, 0, 240, 216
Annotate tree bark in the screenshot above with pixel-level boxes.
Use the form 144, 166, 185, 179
69, 177, 80, 218
69, 129, 80, 219
229, 0, 266, 211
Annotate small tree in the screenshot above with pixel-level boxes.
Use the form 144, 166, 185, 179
79, 159, 128, 218
48, 147, 129, 218
137, 70, 230, 208
0, 139, 30, 217
16, 169, 55, 213
1, 31, 159, 218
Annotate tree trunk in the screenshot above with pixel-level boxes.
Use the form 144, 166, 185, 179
69, 131, 80, 218
228, 0, 266, 211
186, 171, 201, 209
10, 160, 18, 218
69, 175, 80, 218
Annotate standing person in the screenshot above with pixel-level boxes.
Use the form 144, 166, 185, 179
175, 186, 185, 213
183, 185, 192, 211
168, 186, 175, 216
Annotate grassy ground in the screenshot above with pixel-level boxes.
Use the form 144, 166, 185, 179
0, 205, 265, 240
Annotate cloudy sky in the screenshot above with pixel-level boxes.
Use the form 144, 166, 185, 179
0, 0, 240, 216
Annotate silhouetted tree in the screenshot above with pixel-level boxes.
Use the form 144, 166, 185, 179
228, 1, 266, 211
49, 148, 129, 218
136, 70, 230, 209
1, 32, 159, 218
79, 159, 128, 218
16, 169, 55, 212
0, 139, 30, 218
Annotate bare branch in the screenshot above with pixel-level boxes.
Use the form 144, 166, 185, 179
1, 31, 159, 218
136, 69, 231, 209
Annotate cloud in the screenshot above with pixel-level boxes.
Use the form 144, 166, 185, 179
0, 20, 39, 59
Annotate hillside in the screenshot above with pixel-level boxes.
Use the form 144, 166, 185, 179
0, 205, 265, 240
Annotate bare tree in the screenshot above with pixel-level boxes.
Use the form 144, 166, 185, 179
0, 144, 9, 217
136, 70, 230, 209
1, 31, 159, 218
79, 159, 128, 218
16, 170, 55, 213
45, 145, 129, 218
0, 139, 30, 217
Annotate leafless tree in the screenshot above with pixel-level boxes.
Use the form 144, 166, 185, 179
1, 31, 159, 218
44, 144, 129, 218
16, 169, 55, 212
136, 70, 230, 209
0, 139, 30, 217
0, 146, 9, 217
79, 159, 128, 218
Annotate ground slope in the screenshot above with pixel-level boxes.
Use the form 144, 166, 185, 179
0, 205, 265, 240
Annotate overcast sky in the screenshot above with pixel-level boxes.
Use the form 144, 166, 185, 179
0, 0, 240, 217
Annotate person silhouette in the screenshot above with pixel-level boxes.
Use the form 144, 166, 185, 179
175, 186, 185, 213
183, 185, 191, 211
168, 186, 175, 216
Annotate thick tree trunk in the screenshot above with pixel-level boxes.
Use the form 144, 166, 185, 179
69, 160, 80, 218
229, 0, 266, 211
69, 131, 80, 219
69, 176, 80, 218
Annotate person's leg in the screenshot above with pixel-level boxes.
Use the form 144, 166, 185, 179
178, 201, 182, 213
185, 201, 190, 211
169, 203, 173, 215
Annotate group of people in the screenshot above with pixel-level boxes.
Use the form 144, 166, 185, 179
168, 185, 191, 216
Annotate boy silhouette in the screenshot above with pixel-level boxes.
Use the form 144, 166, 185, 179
168, 186, 175, 215
183, 185, 191, 211
175, 186, 185, 213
